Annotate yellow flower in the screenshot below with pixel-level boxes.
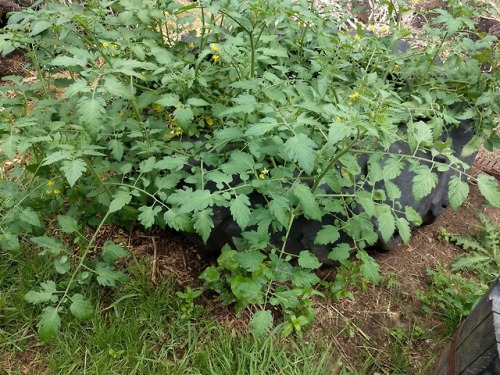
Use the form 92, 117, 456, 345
297, 21, 302, 27
212, 54, 220, 62
46, 190, 52, 195
380, 26, 388, 34
394, 64, 400, 70
206, 118, 214, 126
141, 71, 146, 75
165, 11, 171, 17
53, 189, 61, 195
102, 42, 109, 49
259, 173, 266, 180
119, 111, 125, 117
348, 91, 360, 101
112, 44, 119, 50
152, 104, 164, 113
354, 34, 361, 41
335, 117, 342, 122
47, 180, 54, 186
188, 42, 195, 49
259, 168, 269, 179
368, 25, 376, 33
210, 43, 218, 52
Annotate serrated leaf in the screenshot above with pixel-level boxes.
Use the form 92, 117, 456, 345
104, 75, 133, 99
230, 194, 251, 229
20, 207, 42, 227
50, 55, 86, 67
234, 251, 265, 272
25, 281, 58, 304
328, 123, 354, 144
452, 254, 491, 271
30, 20, 52, 36
412, 166, 437, 202
108, 139, 124, 161
377, 209, 395, 244
102, 241, 128, 263
396, 217, 411, 244
69, 294, 94, 319
298, 251, 322, 269
57, 214, 79, 234
448, 175, 469, 210
38, 306, 61, 342
109, 189, 132, 213
155, 93, 180, 107
42, 150, 71, 166
1, 134, 19, 159
291, 268, 320, 287
176, 189, 214, 214
245, 117, 278, 137
77, 96, 106, 134
477, 174, 500, 208
284, 133, 317, 174
252, 310, 273, 336
61, 158, 86, 187
187, 98, 209, 106
270, 289, 300, 309
269, 195, 290, 228
173, 106, 194, 131
31, 236, 65, 256
357, 250, 381, 284
328, 243, 351, 262
230, 276, 264, 305
315, 225, 340, 245
138, 205, 162, 228
405, 206, 422, 226
61, 79, 90, 99
292, 183, 321, 221
95, 263, 128, 286
193, 208, 214, 243
54, 256, 71, 274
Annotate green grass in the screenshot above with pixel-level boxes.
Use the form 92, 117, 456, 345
0, 248, 338, 374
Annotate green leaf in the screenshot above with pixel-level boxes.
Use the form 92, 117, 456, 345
50, 55, 86, 67
109, 139, 124, 161
328, 243, 351, 262
448, 175, 469, 210
61, 158, 86, 187
25, 281, 58, 304
173, 106, 194, 131
57, 215, 79, 234
38, 306, 61, 342
109, 189, 132, 213
452, 254, 491, 271
315, 225, 340, 245
377, 208, 395, 244
104, 75, 134, 99
252, 310, 273, 336
357, 250, 381, 284
328, 123, 354, 144
138, 205, 162, 228
477, 174, 500, 208
1, 134, 19, 159
270, 289, 300, 309
77, 96, 106, 134
412, 166, 437, 202
30, 20, 52, 36
187, 98, 209, 106
230, 276, 264, 305
61, 79, 90, 99
155, 93, 180, 107
405, 206, 422, 226
269, 196, 290, 228
245, 118, 279, 137
19, 207, 42, 227
230, 194, 251, 229
284, 133, 317, 174
396, 217, 411, 244
234, 251, 265, 272
193, 209, 214, 243
176, 189, 214, 214
31, 236, 65, 256
69, 294, 94, 319
102, 241, 128, 263
292, 183, 321, 221
95, 263, 128, 286
291, 268, 320, 288
298, 251, 322, 269
54, 256, 71, 274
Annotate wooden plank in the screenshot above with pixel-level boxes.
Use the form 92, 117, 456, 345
457, 292, 493, 348
458, 343, 498, 375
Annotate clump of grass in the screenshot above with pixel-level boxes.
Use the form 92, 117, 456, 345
0, 247, 337, 374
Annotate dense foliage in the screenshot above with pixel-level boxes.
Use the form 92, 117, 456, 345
0, 0, 499, 339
